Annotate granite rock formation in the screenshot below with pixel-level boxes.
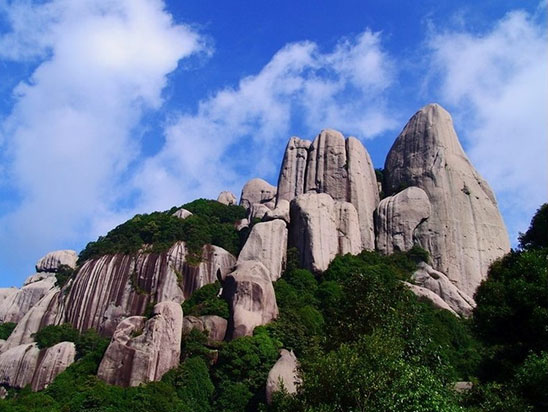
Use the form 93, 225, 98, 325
97, 301, 183, 387
223, 261, 278, 339
384, 103, 510, 295
35, 250, 78, 272
183, 315, 227, 343
0, 275, 56, 324
289, 193, 361, 272
276, 137, 312, 203
217, 191, 237, 205
266, 349, 301, 404
240, 178, 277, 211
31, 342, 76, 391
172, 208, 193, 220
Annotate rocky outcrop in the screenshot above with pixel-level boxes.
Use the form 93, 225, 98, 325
238, 220, 288, 282
64, 242, 235, 336
266, 349, 301, 404
31, 342, 76, 391
375, 187, 431, 254
264, 199, 290, 224
248, 203, 272, 221
277, 137, 312, 203
412, 262, 475, 317
172, 208, 192, 220
289, 193, 361, 272
240, 178, 277, 211
0, 275, 56, 324
403, 282, 458, 316
183, 315, 227, 343
0, 343, 40, 388
97, 301, 183, 387
217, 191, 237, 205
223, 261, 278, 339
35, 250, 77, 272
384, 104, 510, 296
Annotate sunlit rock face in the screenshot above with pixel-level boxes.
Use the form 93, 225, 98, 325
384, 103, 510, 296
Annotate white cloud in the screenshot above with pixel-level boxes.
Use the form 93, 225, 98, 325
428, 10, 548, 244
0, 0, 208, 284
133, 30, 398, 212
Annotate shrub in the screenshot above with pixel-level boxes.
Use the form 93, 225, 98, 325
182, 282, 229, 319
0, 322, 16, 340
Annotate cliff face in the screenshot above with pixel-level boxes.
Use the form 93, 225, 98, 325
383, 104, 510, 296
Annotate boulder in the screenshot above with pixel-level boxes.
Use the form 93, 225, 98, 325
238, 220, 288, 281
0, 343, 40, 388
0, 386, 6, 399
264, 199, 290, 224
375, 187, 431, 254
35, 250, 78, 272
412, 262, 476, 317
235, 218, 250, 231
183, 315, 228, 343
276, 137, 312, 203
266, 349, 301, 404
384, 103, 510, 296
31, 342, 76, 391
0, 275, 56, 324
97, 301, 183, 387
240, 178, 277, 210
248, 203, 272, 221
223, 261, 278, 339
403, 282, 458, 316
172, 208, 192, 220
217, 191, 237, 205
289, 193, 361, 272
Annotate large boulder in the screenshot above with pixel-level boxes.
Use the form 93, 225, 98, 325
266, 349, 301, 404
223, 261, 278, 339
289, 193, 361, 272
35, 250, 78, 272
276, 137, 312, 203
97, 301, 183, 387
403, 282, 458, 316
183, 315, 227, 343
31, 342, 76, 391
375, 187, 431, 254
384, 104, 510, 296
412, 262, 476, 317
0, 343, 40, 388
64, 242, 235, 336
172, 208, 192, 220
217, 191, 237, 205
0, 274, 56, 324
264, 199, 290, 224
238, 220, 288, 282
240, 178, 277, 211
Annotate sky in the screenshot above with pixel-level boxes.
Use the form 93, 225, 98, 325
0, 0, 546, 287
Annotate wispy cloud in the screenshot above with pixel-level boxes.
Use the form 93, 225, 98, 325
0, 0, 208, 284
427, 9, 548, 244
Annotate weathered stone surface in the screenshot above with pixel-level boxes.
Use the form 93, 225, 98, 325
183, 315, 227, 343
403, 282, 458, 316
346, 136, 380, 249
35, 250, 78, 272
248, 203, 272, 221
31, 342, 76, 391
264, 199, 290, 224
0, 386, 6, 399
240, 178, 277, 210
454, 381, 473, 393
172, 208, 192, 220
412, 262, 476, 317
289, 193, 361, 272
277, 137, 312, 203
266, 349, 301, 404
0, 276, 56, 324
235, 218, 249, 231
0, 343, 40, 388
375, 187, 431, 254
384, 103, 510, 296
217, 191, 237, 205
97, 301, 183, 387
238, 220, 288, 282
64, 242, 235, 336
223, 261, 278, 339
2, 288, 61, 352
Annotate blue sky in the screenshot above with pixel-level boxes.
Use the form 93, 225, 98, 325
0, 0, 546, 287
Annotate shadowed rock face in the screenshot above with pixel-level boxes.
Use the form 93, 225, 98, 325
266, 349, 301, 404
277, 130, 379, 250
384, 104, 510, 296
31, 342, 76, 391
0, 343, 40, 388
64, 242, 235, 336
289, 193, 361, 272
223, 261, 278, 339
97, 301, 183, 387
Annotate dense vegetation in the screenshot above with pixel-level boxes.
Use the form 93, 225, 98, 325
1, 203, 546, 412
0, 322, 16, 340
78, 199, 246, 263
182, 282, 230, 319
